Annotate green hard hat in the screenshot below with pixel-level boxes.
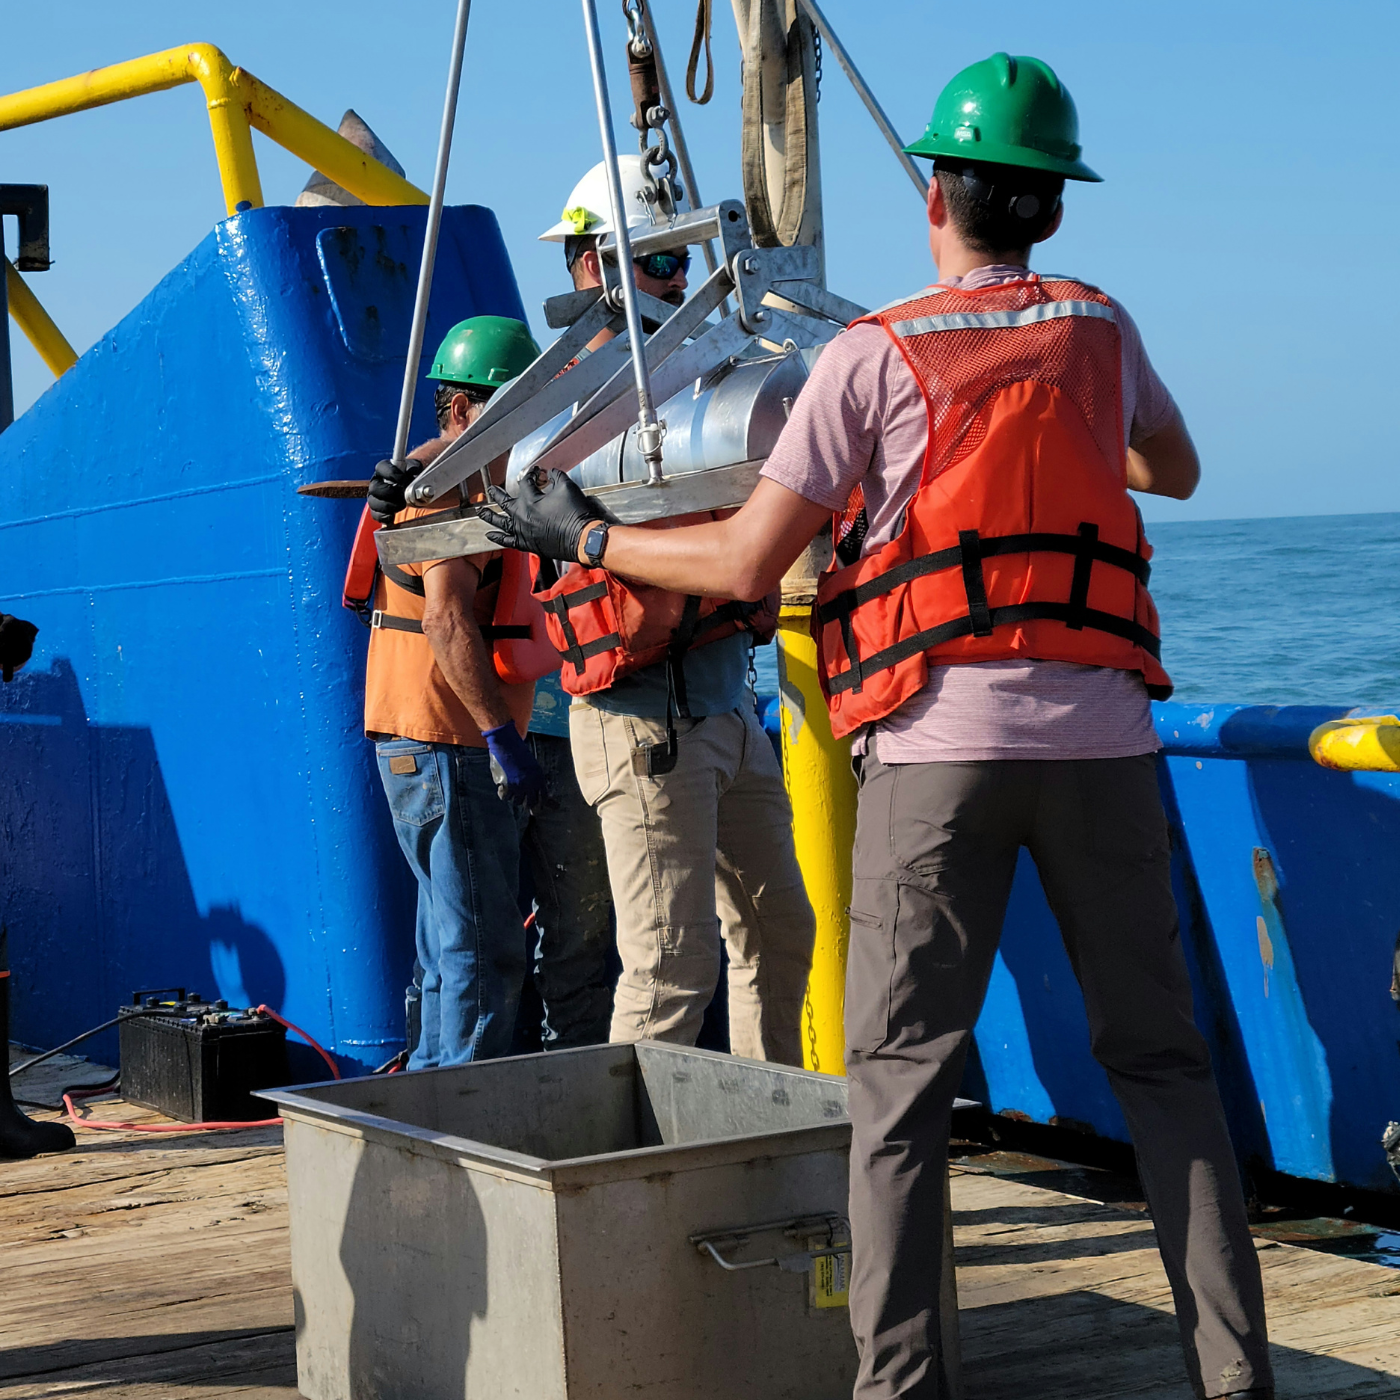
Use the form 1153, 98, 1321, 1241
427, 315, 541, 390
904, 53, 1101, 182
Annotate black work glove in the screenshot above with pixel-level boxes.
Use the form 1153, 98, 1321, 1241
0, 614, 38, 682
475, 470, 617, 562
367, 457, 420, 526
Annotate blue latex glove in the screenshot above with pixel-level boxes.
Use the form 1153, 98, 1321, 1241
483, 722, 549, 810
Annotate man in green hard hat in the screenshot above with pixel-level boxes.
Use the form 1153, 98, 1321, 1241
428, 318, 617, 1053
431, 317, 619, 1052
479, 53, 1272, 1400
366, 315, 607, 1068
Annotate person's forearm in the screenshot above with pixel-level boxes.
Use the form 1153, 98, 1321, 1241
598, 520, 767, 600
422, 609, 514, 733
585, 479, 832, 601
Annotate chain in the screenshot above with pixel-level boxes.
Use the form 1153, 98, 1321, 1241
803, 990, 820, 1073
812, 27, 823, 103
622, 0, 650, 56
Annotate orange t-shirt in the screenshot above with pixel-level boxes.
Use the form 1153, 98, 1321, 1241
362, 499, 536, 748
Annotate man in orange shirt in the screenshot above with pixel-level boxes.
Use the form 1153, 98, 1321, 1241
365, 317, 546, 1068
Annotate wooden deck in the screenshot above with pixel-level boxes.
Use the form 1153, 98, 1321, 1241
3, 1063, 1399, 1398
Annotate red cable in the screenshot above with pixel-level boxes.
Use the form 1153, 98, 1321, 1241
255, 1004, 341, 1080
63, 1085, 282, 1133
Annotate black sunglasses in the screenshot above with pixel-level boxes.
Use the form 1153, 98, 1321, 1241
633, 250, 691, 281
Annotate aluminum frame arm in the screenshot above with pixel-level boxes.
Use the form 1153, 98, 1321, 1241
375, 201, 864, 571
528, 243, 835, 478
376, 459, 765, 567
528, 260, 735, 474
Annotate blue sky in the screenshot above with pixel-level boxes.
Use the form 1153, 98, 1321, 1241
1, 0, 1395, 522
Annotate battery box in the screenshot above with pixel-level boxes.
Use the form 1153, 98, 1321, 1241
118, 989, 289, 1122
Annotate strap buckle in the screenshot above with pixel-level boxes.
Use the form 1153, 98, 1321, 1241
370, 609, 385, 630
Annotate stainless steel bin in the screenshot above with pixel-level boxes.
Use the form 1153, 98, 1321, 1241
262, 1042, 858, 1400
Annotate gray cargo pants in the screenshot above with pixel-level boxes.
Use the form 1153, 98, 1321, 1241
846, 753, 1271, 1400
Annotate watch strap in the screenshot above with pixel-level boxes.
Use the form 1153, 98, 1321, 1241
583, 522, 609, 567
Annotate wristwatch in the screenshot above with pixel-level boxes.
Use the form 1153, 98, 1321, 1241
581, 521, 610, 568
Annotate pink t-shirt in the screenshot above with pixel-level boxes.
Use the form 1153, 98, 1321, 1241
761, 265, 1176, 763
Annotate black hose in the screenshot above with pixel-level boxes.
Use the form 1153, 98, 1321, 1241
8, 1009, 161, 1079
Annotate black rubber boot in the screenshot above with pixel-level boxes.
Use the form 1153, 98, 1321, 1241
0, 971, 76, 1158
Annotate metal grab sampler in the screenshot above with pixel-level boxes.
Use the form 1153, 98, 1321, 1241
375, 199, 866, 570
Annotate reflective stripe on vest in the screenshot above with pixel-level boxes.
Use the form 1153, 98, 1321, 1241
370, 611, 531, 641
887, 298, 1116, 339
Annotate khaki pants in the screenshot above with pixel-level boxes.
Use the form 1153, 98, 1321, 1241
570, 702, 815, 1064
846, 753, 1271, 1400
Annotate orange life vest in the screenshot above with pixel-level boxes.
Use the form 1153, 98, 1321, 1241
815, 274, 1172, 740
534, 510, 778, 704
343, 504, 560, 685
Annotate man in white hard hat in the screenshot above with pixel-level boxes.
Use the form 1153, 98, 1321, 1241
532, 156, 816, 1065
537, 154, 691, 331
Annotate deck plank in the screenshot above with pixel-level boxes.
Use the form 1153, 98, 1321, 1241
952, 1166, 1400, 1399
2, 1094, 1399, 1399
0, 1094, 298, 1398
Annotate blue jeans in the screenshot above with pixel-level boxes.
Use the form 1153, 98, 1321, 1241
375, 740, 527, 1069
523, 734, 615, 1049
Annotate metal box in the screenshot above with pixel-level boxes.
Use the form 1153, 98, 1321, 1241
263, 1042, 858, 1400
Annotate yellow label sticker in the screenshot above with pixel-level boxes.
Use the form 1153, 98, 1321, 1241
388, 755, 418, 775
811, 1249, 850, 1309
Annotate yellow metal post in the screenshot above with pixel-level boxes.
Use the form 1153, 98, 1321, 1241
776, 539, 857, 1075
5, 259, 78, 376
779, 546, 963, 1396
0, 41, 434, 391
184, 46, 264, 213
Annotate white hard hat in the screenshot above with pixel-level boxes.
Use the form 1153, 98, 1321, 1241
538, 154, 683, 243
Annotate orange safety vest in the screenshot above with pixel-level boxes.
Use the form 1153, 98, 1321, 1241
535, 510, 778, 703
815, 274, 1172, 740
343, 504, 560, 685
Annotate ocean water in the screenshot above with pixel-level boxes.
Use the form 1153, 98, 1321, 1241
752, 512, 1400, 708
1149, 512, 1400, 706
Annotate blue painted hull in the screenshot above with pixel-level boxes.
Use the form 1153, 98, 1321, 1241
0, 203, 526, 1073
963, 703, 1400, 1195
